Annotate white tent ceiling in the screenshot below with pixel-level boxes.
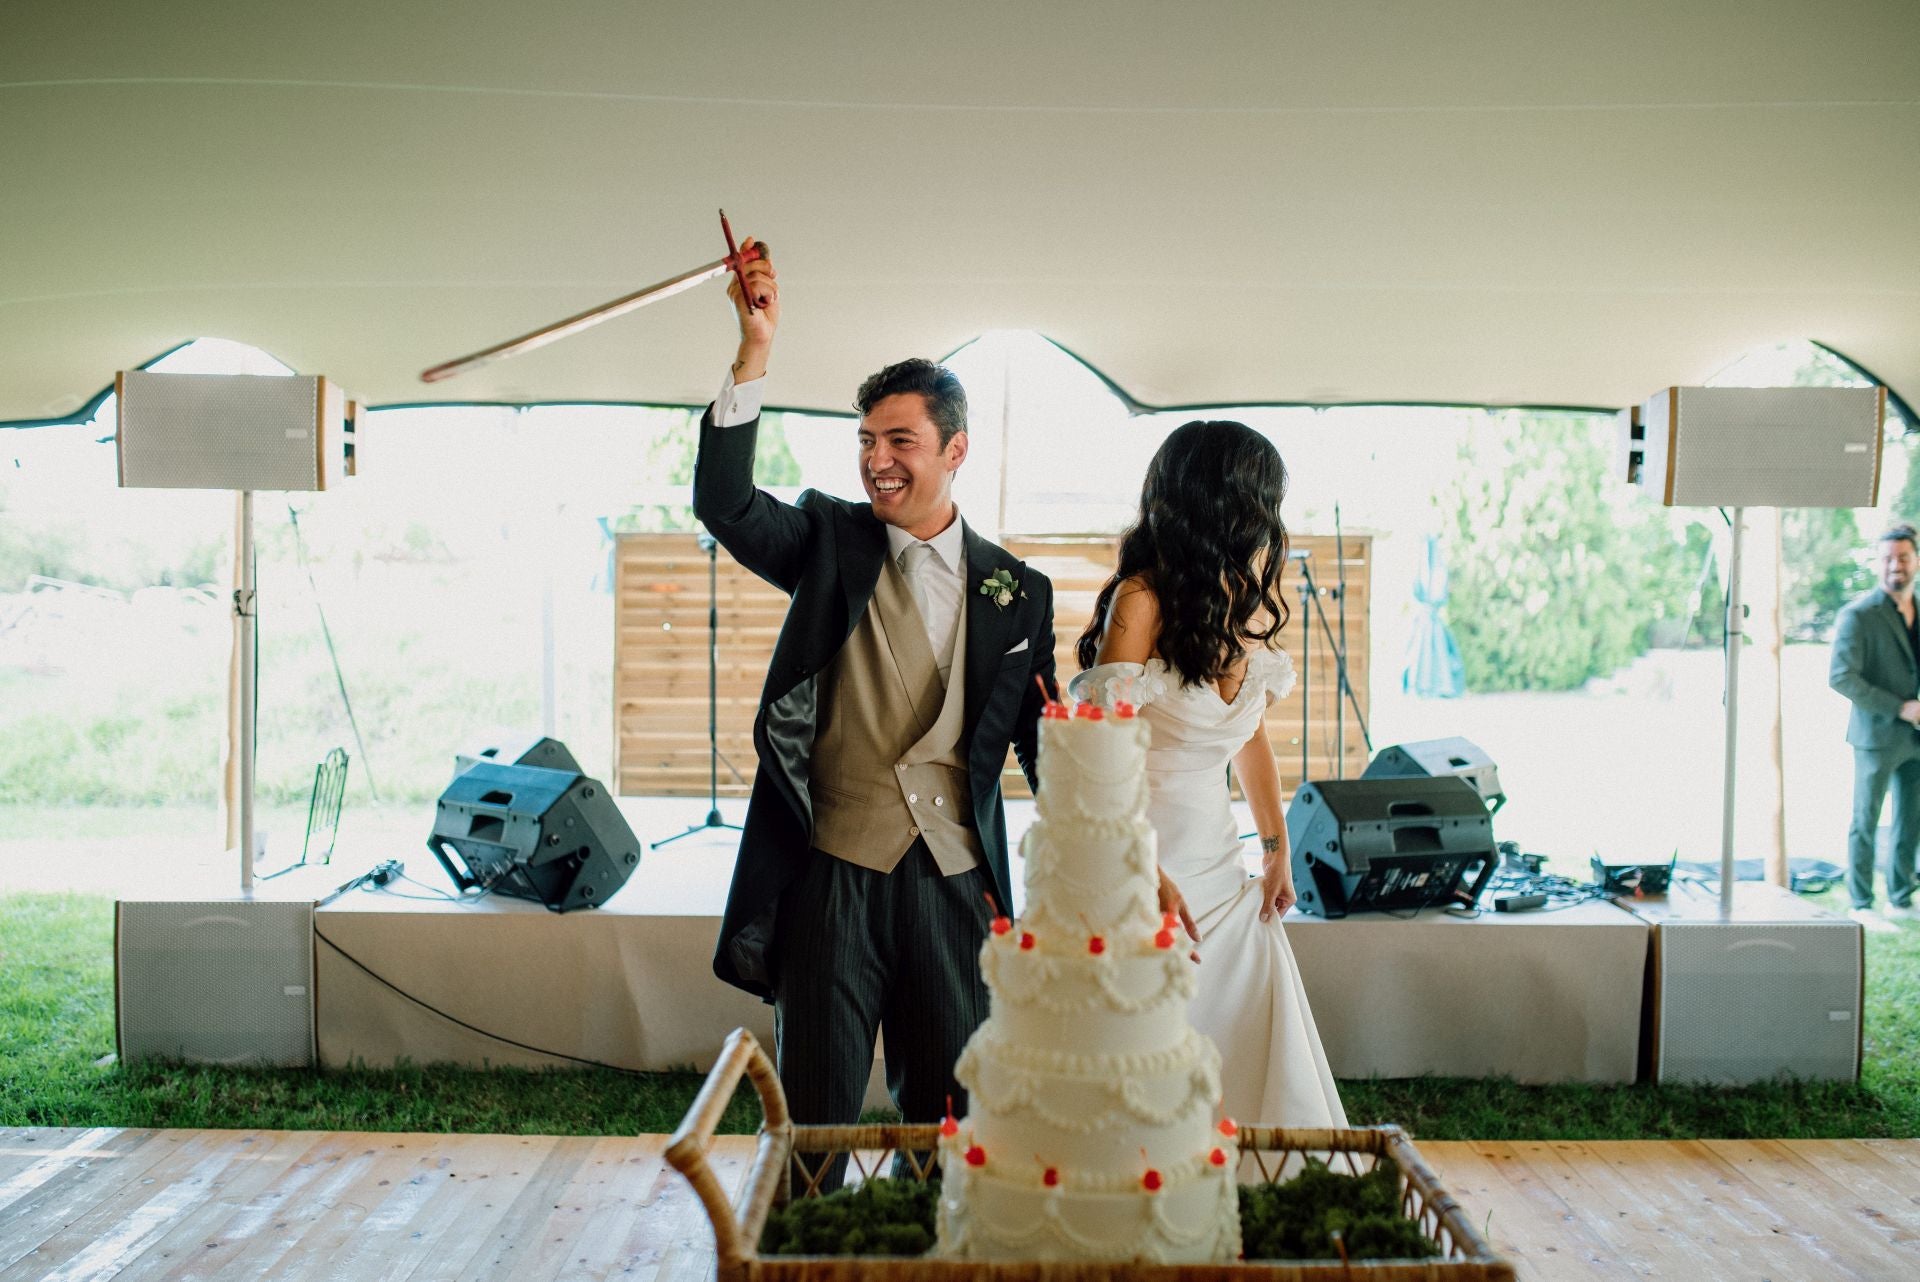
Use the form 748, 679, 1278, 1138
3, 1, 1916, 426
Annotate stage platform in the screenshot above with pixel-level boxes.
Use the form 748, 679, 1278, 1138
105, 796, 1858, 1089
4, 1127, 1915, 1280
309, 797, 1654, 1085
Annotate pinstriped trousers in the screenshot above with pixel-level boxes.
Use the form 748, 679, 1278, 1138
771, 839, 992, 1145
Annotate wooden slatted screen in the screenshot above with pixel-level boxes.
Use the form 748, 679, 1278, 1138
615, 532, 1370, 799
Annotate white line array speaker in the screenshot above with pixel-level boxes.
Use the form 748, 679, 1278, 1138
1650, 920, 1862, 1085
1619, 385, 1886, 508
116, 370, 359, 491
115, 899, 316, 1067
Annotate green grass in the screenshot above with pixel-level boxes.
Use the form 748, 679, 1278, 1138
0, 892, 758, 1134
2, 890, 1915, 1140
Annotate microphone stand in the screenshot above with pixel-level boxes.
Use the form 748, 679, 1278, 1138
1295, 554, 1373, 784
654, 531, 746, 847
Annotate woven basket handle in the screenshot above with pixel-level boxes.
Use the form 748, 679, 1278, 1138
665, 1026, 793, 1268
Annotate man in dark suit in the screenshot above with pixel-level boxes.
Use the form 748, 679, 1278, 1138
690, 238, 1056, 1139
1829, 522, 1920, 930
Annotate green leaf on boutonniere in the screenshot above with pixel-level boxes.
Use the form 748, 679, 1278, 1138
978, 568, 1018, 609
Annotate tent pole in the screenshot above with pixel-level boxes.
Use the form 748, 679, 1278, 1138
1720, 507, 1745, 919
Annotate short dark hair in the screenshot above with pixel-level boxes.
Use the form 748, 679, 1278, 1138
1881, 523, 1918, 550
854, 359, 967, 447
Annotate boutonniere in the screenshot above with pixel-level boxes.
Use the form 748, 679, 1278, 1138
978, 568, 1019, 609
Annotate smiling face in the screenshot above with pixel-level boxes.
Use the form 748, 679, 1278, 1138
857, 392, 967, 539
1880, 536, 1917, 598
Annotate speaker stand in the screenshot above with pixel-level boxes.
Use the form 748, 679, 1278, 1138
655, 531, 745, 848
1718, 507, 1746, 919
235, 490, 258, 890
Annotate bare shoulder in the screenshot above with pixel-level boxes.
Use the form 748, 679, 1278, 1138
1096, 575, 1161, 664
1109, 575, 1163, 628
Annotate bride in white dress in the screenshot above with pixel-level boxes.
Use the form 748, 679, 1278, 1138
1069, 420, 1346, 1130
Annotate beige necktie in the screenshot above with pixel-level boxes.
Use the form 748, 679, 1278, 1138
900, 541, 935, 625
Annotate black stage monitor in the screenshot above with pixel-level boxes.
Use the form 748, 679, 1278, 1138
429, 759, 641, 912
1361, 737, 1506, 814
1288, 776, 1497, 918
452, 733, 582, 781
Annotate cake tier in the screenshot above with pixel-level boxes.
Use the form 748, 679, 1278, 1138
981, 938, 1195, 1056
957, 1027, 1222, 1169
1019, 815, 1159, 933
1034, 715, 1150, 827
935, 1135, 1241, 1264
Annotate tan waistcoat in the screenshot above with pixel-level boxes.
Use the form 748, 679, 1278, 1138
808, 552, 982, 876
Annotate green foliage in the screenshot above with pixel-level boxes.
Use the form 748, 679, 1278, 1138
1441, 414, 1708, 692
613, 409, 805, 534
758, 1176, 941, 1257
1782, 507, 1871, 640
1239, 1157, 1437, 1262
1892, 436, 1920, 524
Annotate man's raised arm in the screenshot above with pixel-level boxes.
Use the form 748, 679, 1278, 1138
688, 237, 811, 593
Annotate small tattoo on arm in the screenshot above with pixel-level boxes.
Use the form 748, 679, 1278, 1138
1260, 835, 1282, 855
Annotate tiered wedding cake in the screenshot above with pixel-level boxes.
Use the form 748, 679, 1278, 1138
935, 702, 1241, 1262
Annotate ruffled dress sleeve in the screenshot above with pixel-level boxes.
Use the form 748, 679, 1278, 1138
1251, 649, 1297, 704
1068, 660, 1171, 710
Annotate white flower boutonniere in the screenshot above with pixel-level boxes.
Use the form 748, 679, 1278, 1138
979, 568, 1019, 609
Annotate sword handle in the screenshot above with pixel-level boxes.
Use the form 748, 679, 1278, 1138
718, 210, 764, 312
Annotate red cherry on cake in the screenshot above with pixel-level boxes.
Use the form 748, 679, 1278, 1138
941, 1095, 960, 1137
964, 1145, 986, 1167
1074, 702, 1104, 720
1154, 928, 1175, 949
1114, 700, 1135, 719
1042, 1167, 1059, 1187
1218, 1117, 1239, 1138
1162, 911, 1180, 930
1018, 931, 1035, 951
1087, 934, 1106, 956
1209, 1147, 1228, 1167
990, 915, 1011, 937
1141, 1168, 1163, 1192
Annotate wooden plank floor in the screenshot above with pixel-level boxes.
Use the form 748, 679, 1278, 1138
1, 1130, 1914, 1280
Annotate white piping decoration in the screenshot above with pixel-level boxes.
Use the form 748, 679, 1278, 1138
983, 946, 1195, 1013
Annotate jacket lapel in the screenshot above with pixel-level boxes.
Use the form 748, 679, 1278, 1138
839, 506, 889, 644
962, 522, 1021, 734
1880, 589, 1919, 672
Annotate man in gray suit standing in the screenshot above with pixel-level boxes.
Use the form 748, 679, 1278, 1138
1829, 523, 1920, 930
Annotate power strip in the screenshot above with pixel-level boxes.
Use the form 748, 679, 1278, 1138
1494, 893, 1548, 913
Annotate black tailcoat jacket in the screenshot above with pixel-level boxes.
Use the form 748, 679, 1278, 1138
691, 413, 1056, 1000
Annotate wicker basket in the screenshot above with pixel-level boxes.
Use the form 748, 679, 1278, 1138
666, 1029, 1513, 1281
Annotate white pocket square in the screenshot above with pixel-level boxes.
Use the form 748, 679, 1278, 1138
1005, 638, 1030, 655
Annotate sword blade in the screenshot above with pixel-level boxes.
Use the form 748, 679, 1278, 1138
419, 256, 735, 383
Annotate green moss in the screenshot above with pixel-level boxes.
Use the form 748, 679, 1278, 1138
1238, 1157, 1437, 1261
758, 1177, 940, 1257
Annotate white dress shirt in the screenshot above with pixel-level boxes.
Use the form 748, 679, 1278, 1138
713, 373, 764, 427
886, 518, 965, 685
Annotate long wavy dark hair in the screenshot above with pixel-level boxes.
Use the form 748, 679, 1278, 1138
1075, 421, 1291, 688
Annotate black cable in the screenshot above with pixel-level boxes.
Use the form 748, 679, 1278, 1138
311, 924, 646, 1075
287, 502, 380, 800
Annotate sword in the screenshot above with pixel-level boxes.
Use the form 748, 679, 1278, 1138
419, 210, 765, 384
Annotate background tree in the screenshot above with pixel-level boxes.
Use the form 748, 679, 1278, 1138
1441, 413, 1708, 692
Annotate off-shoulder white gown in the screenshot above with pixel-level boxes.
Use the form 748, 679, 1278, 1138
1071, 654, 1347, 1129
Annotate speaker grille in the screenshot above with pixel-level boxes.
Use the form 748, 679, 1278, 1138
116, 900, 315, 1067
1668, 386, 1881, 508
1657, 921, 1860, 1084
118, 371, 323, 491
